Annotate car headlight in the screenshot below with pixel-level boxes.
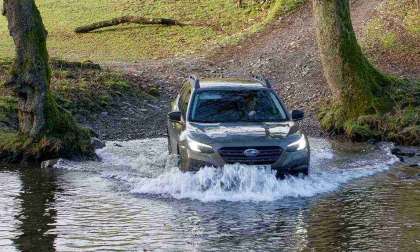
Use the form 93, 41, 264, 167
287, 135, 307, 152
188, 138, 214, 153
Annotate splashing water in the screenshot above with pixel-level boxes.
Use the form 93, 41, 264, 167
55, 138, 399, 202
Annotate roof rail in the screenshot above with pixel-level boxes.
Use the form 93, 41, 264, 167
188, 75, 200, 89
253, 75, 272, 89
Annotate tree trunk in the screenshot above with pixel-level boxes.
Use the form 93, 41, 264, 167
312, 0, 393, 120
3, 0, 93, 160
75, 16, 186, 33
3, 0, 50, 137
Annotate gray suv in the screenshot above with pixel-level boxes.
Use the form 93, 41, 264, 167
167, 76, 310, 177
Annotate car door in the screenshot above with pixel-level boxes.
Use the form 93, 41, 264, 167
168, 83, 191, 153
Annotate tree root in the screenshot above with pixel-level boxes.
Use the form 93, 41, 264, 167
75, 16, 187, 33
318, 97, 420, 145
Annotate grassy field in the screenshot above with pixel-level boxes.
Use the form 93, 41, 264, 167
0, 0, 302, 62
362, 0, 419, 72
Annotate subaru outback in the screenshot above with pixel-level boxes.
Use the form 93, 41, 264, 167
167, 76, 310, 177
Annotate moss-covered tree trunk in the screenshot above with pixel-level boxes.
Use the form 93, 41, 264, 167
313, 0, 396, 132
3, 0, 50, 137
2, 0, 93, 160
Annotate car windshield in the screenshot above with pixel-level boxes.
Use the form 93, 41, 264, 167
190, 89, 288, 123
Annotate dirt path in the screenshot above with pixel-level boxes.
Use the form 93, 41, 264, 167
96, 0, 401, 141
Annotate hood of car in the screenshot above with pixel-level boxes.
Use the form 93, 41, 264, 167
187, 122, 299, 144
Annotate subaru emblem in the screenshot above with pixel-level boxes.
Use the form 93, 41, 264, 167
243, 149, 259, 157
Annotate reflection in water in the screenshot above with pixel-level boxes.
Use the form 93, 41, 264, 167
13, 168, 58, 252
0, 169, 22, 252
0, 138, 419, 251
394, 167, 420, 252
184, 201, 311, 250
307, 170, 420, 251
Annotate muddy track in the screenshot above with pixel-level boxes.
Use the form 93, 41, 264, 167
95, 0, 405, 141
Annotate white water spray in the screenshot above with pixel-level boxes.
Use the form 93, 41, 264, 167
55, 138, 399, 202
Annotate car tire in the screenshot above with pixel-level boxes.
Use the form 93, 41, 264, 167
179, 150, 189, 172
293, 168, 309, 177
176, 144, 184, 169
275, 168, 309, 179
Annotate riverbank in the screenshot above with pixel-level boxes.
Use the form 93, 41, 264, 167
0, 0, 418, 144
0, 59, 172, 141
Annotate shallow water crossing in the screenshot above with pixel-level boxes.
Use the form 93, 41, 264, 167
1, 138, 419, 251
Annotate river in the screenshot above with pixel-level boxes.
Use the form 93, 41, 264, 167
0, 138, 419, 251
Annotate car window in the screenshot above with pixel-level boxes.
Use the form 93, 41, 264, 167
190, 89, 287, 123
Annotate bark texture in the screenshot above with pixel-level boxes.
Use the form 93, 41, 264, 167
2, 0, 93, 160
75, 16, 185, 33
313, 0, 394, 122
3, 0, 50, 137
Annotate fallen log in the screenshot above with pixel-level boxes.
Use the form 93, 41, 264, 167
75, 16, 186, 33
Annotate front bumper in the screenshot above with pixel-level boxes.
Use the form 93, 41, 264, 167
185, 147, 310, 173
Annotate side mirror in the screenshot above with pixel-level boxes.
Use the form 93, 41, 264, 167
168, 111, 182, 122
291, 110, 304, 121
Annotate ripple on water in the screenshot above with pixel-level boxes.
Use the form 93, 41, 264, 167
49, 174, 206, 251
0, 171, 21, 252
2, 138, 419, 251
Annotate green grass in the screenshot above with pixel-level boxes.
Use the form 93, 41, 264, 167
0, 0, 290, 62
0, 59, 153, 121
362, 0, 420, 54
219, 0, 304, 45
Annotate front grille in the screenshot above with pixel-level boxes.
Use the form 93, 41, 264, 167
219, 146, 282, 165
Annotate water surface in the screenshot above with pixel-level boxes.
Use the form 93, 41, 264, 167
0, 138, 419, 251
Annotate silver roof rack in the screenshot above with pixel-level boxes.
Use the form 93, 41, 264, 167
253, 75, 272, 89
188, 75, 200, 89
